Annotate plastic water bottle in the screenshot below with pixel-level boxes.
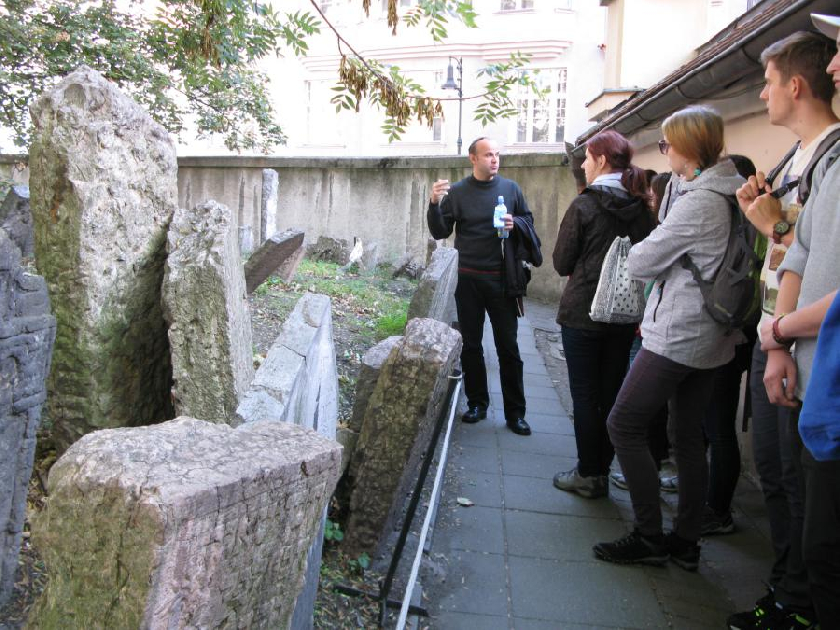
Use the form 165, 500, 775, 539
493, 196, 508, 239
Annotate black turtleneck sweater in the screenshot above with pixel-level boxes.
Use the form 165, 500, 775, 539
427, 175, 534, 271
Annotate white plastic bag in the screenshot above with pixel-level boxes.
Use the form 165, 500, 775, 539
589, 236, 645, 324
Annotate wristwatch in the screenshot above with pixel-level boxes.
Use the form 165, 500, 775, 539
771, 220, 791, 244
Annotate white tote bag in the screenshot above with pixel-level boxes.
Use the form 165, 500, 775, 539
589, 236, 645, 324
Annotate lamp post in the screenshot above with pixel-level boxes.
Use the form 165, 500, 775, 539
441, 56, 463, 155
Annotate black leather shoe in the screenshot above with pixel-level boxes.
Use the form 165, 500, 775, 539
461, 405, 487, 423
506, 417, 531, 436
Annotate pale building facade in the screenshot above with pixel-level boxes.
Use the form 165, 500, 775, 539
181, 0, 608, 156
578, 0, 837, 175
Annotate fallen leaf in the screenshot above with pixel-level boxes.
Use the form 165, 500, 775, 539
456, 497, 474, 507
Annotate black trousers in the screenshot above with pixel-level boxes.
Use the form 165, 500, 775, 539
608, 348, 715, 541
561, 325, 635, 477
454, 271, 525, 420
802, 447, 840, 628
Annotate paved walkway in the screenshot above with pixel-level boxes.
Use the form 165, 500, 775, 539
423, 299, 776, 629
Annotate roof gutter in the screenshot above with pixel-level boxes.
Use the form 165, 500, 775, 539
572, 0, 836, 158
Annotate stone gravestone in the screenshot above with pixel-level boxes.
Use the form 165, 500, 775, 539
345, 318, 461, 554
407, 246, 458, 325
338, 336, 402, 473
0, 185, 33, 258
261, 168, 279, 244
243, 228, 305, 293
307, 235, 351, 266
162, 199, 254, 425
28, 65, 177, 451
32, 417, 342, 629
0, 231, 56, 607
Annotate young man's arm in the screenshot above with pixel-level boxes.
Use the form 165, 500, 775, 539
762, 289, 838, 349
764, 271, 803, 407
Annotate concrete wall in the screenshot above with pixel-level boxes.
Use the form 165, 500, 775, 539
2, 153, 576, 301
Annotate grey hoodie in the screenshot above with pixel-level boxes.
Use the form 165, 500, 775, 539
628, 159, 745, 369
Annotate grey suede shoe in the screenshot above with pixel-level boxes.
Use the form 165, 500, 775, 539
552, 468, 608, 499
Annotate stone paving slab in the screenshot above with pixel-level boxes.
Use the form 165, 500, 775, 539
505, 511, 627, 562
508, 557, 669, 627
500, 449, 576, 479
432, 550, 508, 616
435, 504, 506, 554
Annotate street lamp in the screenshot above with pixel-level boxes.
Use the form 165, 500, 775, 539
441, 56, 463, 155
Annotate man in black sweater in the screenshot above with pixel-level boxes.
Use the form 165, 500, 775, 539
427, 137, 533, 436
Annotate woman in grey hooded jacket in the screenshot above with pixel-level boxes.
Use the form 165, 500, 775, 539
593, 106, 745, 570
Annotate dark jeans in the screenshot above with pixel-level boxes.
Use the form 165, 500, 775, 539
703, 339, 754, 514
608, 348, 715, 541
802, 448, 840, 628
775, 406, 812, 615
454, 272, 525, 420
561, 325, 635, 477
629, 335, 670, 469
750, 344, 798, 587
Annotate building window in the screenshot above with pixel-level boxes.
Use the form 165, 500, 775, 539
433, 117, 442, 142
381, 0, 415, 10
501, 0, 533, 11
320, 0, 333, 13
515, 68, 566, 144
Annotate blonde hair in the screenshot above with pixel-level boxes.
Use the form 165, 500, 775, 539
662, 106, 725, 170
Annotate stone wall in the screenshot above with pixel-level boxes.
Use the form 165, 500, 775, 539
162, 200, 254, 425
0, 231, 55, 607
0, 154, 574, 302
27, 66, 177, 451
32, 417, 342, 629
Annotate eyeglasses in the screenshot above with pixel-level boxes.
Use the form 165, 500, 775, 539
658, 140, 671, 155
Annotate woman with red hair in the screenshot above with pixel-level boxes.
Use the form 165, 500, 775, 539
552, 130, 656, 499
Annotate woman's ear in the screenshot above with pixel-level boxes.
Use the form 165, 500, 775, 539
596, 154, 608, 172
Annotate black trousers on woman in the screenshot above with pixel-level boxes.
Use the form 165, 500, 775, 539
608, 348, 715, 541
561, 325, 635, 477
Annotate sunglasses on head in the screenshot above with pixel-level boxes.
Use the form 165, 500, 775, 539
658, 140, 670, 155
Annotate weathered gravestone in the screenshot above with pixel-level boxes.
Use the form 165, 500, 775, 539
236, 291, 339, 630
337, 335, 402, 474
28, 65, 177, 451
261, 168, 279, 244
407, 246, 458, 325
345, 318, 461, 554
162, 199, 254, 425
243, 228, 305, 294
0, 231, 55, 608
32, 417, 342, 629
307, 236, 351, 266
237, 292, 337, 440
0, 185, 33, 258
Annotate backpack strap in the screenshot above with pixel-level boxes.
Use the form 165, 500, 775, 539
766, 142, 798, 187
798, 127, 840, 204
678, 189, 755, 285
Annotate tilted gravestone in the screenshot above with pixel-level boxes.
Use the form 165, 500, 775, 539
162, 199, 254, 425
0, 231, 56, 608
31, 417, 342, 629
345, 318, 461, 554
243, 228, 305, 294
0, 185, 33, 258
236, 292, 340, 630
407, 246, 458, 325
28, 65, 177, 451
307, 235, 351, 266
337, 336, 401, 474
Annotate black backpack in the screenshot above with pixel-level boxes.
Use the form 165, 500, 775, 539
680, 191, 761, 332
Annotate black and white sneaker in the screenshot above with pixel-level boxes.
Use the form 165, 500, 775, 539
593, 530, 668, 566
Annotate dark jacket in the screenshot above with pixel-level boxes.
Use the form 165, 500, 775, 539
504, 215, 543, 300
553, 184, 656, 331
